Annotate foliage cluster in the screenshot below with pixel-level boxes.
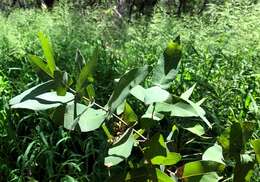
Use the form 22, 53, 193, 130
0, 0, 260, 181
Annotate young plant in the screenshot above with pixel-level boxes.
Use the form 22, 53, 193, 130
9, 33, 259, 181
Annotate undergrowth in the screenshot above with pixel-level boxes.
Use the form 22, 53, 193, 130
0, 0, 259, 181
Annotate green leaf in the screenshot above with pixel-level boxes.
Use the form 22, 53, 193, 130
152, 59, 179, 89
230, 122, 244, 160
61, 175, 78, 182
130, 85, 171, 105
251, 139, 260, 163
105, 128, 135, 167
145, 133, 181, 165
11, 92, 74, 110
28, 54, 53, 78
156, 168, 176, 182
78, 108, 107, 132
217, 127, 230, 151
64, 103, 107, 132
181, 160, 225, 179
122, 102, 138, 123
183, 172, 220, 182
86, 84, 95, 99
170, 102, 201, 117
116, 100, 126, 115
152, 39, 182, 89
107, 66, 150, 112
76, 64, 94, 93
75, 49, 97, 93
9, 81, 55, 105
142, 104, 164, 121
202, 143, 225, 165
183, 100, 211, 128
154, 102, 201, 117
180, 84, 196, 101
38, 32, 56, 75
64, 102, 77, 130
152, 152, 181, 166
184, 123, 205, 137
179, 85, 211, 128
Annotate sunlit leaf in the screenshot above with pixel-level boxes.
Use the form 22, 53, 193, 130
130, 85, 171, 105
11, 92, 74, 110
78, 108, 107, 132
107, 66, 150, 112
202, 143, 225, 165
9, 81, 55, 105
122, 102, 138, 123
145, 133, 181, 165
181, 160, 225, 179
28, 54, 53, 77
183, 172, 220, 182
180, 84, 196, 101
152, 39, 182, 89
152, 152, 181, 166
184, 123, 205, 137
105, 128, 135, 167
156, 168, 176, 182
64, 103, 107, 132
38, 32, 56, 75
142, 105, 164, 121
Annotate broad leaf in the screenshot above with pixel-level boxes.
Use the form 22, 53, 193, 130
107, 66, 150, 112
152, 60, 179, 89
156, 168, 176, 182
142, 105, 164, 121
130, 85, 171, 105
180, 160, 225, 179
202, 143, 225, 165
9, 81, 55, 105
78, 108, 107, 132
105, 128, 135, 167
64, 103, 107, 132
38, 32, 56, 75
122, 102, 138, 123
183, 172, 220, 182
152, 152, 181, 166
145, 133, 181, 165
11, 92, 74, 110
180, 84, 196, 101
184, 123, 205, 137
152, 39, 182, 89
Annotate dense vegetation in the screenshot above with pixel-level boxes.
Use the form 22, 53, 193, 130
0, 0, 259, 181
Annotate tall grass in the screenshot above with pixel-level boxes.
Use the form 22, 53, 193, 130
0, 0, 259, 180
